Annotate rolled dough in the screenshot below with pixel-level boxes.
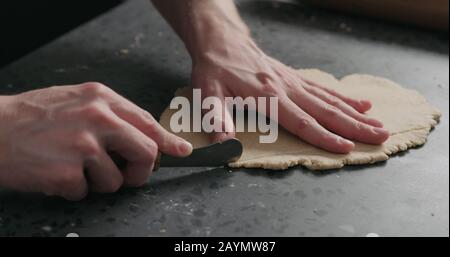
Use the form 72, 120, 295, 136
159, 69, 441, 170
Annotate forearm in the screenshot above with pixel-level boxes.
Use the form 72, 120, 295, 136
0, 95, 13, 121
151, 0, 251, 63
0, 95, 13, 184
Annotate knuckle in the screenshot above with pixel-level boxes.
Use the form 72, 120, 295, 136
81, 102, 117, 128
144, 140, 158, 161
328, 97, 341, 107
74, 131, 101, 156
142, 112, 158, 132
144, 121, 163, 143
254, 72, 283, 97
349, 121, 366, 139
297, 116, 315, 131
351, 121, 369, 138
81, 101, 103, 116
328, 89, 338, 96
285, 84, 298, 96
79, 82, 109, 97
134, 140, 158, 168
256, 72, 273, 84
323, 105, 340, 118
202, 84, 220, 97
261, 83, 281, 97
354, 121, 365, 131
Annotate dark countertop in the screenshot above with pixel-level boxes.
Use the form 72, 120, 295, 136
0, 0, 448, 237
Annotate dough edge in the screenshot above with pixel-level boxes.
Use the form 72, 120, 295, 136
160, 69, 442, 171
228, 126, 438, 170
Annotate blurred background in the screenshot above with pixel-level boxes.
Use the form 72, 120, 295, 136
0, 0, 125, 68
301, 0, 449, 30
0, 0, 448, 69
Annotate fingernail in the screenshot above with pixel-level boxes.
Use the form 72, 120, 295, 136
212, 133, 231, 143
372, 127, 390, 143
338, 137, 350, 144
336, 137, 354, 153
360, 100, 371, 105
360, 100, 372, 110
373, 127, 389, 135
178, 139, 193, 155
338, 138, 354, 147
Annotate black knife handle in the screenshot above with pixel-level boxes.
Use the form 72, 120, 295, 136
109, 151, 162, 172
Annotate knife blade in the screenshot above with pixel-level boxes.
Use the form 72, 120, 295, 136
110, 138, 243, 170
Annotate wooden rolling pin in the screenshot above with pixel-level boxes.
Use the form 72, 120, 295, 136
303, 0, 449, 30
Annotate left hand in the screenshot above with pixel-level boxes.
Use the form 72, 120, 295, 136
191, 36, 389, 154
151, 0, 390, 154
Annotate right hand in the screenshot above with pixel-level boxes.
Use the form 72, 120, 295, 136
0, 82, 193, 201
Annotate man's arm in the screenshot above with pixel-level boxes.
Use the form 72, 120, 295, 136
151, 0, 390, 153
151, 0, 249, 63
0, 95, 13, 108
0, 95, 13, 161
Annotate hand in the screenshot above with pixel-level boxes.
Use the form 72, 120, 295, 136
192, 36, 390, 153
151, 0, 389, 154
0, 83, 192, 200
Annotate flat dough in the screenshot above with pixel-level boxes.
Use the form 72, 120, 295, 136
159, 69, 441, 170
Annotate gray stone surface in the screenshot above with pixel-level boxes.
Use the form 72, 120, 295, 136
0, 0, 448, 236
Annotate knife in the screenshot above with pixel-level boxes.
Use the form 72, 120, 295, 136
110, 138, 243, 170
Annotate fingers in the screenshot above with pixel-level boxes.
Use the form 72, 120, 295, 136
278, 96, 355, 154
104, 89, 193, 157
74, 83, 184, 190
202, 82, 236, 143
289, 88, 390, 145
303, 78, 372, 113
208, 105, 236, 143
84, 150, 124, 193
102, 114, 159, 187
46, 164, 88, 201
303, 84, 384, 128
